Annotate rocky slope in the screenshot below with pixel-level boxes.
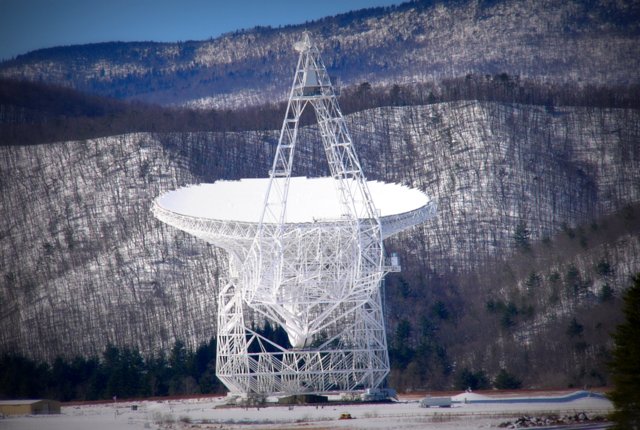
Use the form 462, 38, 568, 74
1, 101, 639, 388
1, 0, 638, 107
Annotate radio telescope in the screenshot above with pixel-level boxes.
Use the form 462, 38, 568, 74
153, 32, 436, 396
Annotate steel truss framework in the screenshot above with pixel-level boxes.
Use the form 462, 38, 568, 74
217, 32, 390, 395
152, 32, 437, 396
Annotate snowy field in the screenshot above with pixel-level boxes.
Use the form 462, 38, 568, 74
1, 391, 613, 430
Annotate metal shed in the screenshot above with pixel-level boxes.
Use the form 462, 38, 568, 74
0, 399, 61, 416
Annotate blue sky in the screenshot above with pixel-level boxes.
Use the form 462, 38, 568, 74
0, 0, 403, 61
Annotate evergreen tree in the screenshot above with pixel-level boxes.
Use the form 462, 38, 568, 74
513, 221, 531, 251
493, 368, 522, 389
50, 357, 75, 401
390, 319, 414, 369
194, 337, 220, 393
71, 356, 103, 400
146, 354, 170, 397
102, 345, 146, 399
168, 340, 193, 395
608, 274, 640, 429
455, 368, 490, 390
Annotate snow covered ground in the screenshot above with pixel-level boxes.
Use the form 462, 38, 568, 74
1, 391, 613, 430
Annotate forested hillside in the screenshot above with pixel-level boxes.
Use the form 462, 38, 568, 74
1, 98, 638, 388
1, 0, 639, 393
1, 0, 638, 107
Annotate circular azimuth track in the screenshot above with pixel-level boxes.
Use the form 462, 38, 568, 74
153, 32, 436, 396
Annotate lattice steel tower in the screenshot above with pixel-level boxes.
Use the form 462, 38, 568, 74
153, 32, 436, 396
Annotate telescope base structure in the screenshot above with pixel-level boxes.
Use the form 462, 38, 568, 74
153, 178, 436, 396
152, 31, 436, 397
216, 281, 389, 395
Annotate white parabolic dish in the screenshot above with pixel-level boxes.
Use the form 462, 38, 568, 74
154, 176, 436, 243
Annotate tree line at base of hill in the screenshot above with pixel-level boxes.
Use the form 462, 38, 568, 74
0, 321, 291, 402
0, 338, 222, 401
0, 275, 637, 407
